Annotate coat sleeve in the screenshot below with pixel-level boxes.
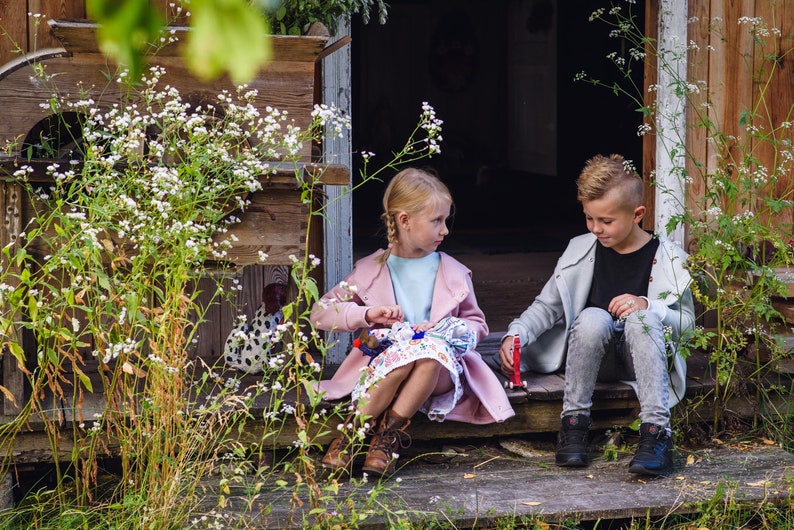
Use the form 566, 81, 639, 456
645, 240, 696, 338
310, 270, 371, 332
455, 272, 489, 342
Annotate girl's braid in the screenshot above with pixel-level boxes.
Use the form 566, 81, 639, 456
378, 211, 398, 263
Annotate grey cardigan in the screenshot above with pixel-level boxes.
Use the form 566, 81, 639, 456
503, 233, 695, 406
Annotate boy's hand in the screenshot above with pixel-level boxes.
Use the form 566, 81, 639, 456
498, 335, 516, 375
608, 294, 647, 319
365, 305, 404, 325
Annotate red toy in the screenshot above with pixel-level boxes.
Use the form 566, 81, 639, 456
505, 335, 526, 389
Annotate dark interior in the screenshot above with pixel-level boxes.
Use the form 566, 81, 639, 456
350, 0, 644, 254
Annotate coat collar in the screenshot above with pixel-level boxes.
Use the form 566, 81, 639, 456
353, 249, 471, 309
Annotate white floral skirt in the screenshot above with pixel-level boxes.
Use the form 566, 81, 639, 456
352, 316, 476, 422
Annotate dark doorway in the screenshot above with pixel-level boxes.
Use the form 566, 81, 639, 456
350, 0, 644, 254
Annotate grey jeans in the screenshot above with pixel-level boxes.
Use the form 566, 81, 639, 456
563, 306, 671, 427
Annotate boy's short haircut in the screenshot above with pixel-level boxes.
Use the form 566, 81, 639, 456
576, 153, 644, 208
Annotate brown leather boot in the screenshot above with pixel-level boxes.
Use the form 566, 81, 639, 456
320, 415, 360, 474
362, 410, 412, 477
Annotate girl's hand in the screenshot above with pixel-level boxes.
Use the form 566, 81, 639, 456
412, 321, 437, 333
365, 305, 404, 325
498, 335, 516, 376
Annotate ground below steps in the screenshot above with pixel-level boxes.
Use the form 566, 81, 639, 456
200, 439, 794, 528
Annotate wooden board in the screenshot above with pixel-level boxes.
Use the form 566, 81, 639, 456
234, 444, 794, 528
0, 20, 330, 160
47, 19, 329, 62
773, 298, 794, 324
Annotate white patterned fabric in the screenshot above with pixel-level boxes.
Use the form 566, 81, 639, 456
352, 316, 476, 421
223, 302, 282, 374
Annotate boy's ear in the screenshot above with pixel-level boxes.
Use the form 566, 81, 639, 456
633, 205, 646, 223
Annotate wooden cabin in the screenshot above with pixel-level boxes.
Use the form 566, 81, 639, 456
0, 8, 357, 469
0, 1, 792, 465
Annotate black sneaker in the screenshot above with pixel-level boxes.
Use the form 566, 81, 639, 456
555, 414, 591, 467
629, 423, 674, 476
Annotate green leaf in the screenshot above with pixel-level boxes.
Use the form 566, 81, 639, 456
75, 367, 94, 393
184, 0, 272, 84
5, 342, 25, 366
87, 0, 165, 79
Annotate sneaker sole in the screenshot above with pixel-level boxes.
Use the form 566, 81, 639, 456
555, 456, 589, 467
628, 462, 671, 476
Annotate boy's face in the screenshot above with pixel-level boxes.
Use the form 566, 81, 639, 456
581, 188, 645, 253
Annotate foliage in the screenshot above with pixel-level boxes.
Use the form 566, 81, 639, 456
84, 0, 388, 83
579, 3, 794, 434
87, 0, 270, 83
0, 14, 442, 527
262, 0, 389, 36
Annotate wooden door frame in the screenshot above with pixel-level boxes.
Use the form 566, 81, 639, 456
643, 0, 688, 244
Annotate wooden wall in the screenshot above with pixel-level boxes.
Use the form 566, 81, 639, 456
0, 1, 193, 67
643, 0, 794, 243
0, 3, 328, 391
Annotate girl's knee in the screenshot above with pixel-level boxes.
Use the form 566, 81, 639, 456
414, 357, 442, 373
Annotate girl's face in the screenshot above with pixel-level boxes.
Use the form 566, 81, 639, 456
582, 188, 646, 253
393, 197, 452, 258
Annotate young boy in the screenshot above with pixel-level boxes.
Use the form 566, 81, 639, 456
497, 154, 694, 476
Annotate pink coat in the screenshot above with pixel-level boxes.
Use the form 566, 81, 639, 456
310, 249, 515, 424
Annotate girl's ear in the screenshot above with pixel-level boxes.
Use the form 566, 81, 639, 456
396, 211, 410, 229
633, 205, 646, 224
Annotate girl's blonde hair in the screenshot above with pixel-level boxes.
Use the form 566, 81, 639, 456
377, 167, 453, 263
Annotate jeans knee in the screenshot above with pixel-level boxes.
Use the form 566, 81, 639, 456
571, 307, 613, 343
624, 311, 664, 343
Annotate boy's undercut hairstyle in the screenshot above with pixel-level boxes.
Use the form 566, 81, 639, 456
576, 153, 644, 209
378, 167, 453, 263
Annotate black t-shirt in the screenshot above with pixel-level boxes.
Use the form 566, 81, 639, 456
587, 234, 660, 311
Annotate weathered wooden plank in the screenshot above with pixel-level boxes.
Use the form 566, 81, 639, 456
30, 1, 86, 50
769, 267, 794, 299
708, 0, 755, 214
0, 53, 319, 157
238, 444, 794, 529
683, 0, 710, 250
0, 0, 30, 67
1, 181, 24, 415
754, 0, 794, 231
47, 19, 329, 63
0, 160, 348, 187
1, 346, 774, 464
190, 275, 228, 363
12, 173, 315, 267
212, 188, 311, 267
772, 298, 794, 325
641, 0, 659, 230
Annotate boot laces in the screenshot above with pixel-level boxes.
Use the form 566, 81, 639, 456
370, 426, 412, 457
637, 430, 667, 455
559, 425, 588, 445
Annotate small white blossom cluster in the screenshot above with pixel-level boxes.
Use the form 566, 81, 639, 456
147, 353, 180, 374
94, 337, 138, 364
420, 102, 444, 154
36, 64, 358, 272
622, 158, 637, 176
311, 103, 351, 138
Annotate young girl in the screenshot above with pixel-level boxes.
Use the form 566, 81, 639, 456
310, 167, 514, 477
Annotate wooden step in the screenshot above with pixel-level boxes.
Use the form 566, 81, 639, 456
3, 332, 788, 464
